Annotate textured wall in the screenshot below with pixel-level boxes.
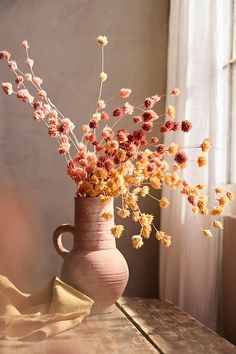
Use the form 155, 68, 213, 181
0, 0, 169, 296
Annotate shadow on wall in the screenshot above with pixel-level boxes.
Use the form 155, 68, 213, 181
0, 177, 50, 293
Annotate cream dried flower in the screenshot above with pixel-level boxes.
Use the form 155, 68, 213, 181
117, 208, 130, 218
159, 197, 170, 208
111, 225, 124, 238
213, 220, 223, 229
202, 229, 213, 238
102, 212, 113, 221
97, 35, 108, 46
141, 186, 149, 197
100, 72, 108, 81
132, 235, 144, 249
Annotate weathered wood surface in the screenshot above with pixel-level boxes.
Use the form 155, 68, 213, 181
118, 297, 236, 354
0, 307, 156, 354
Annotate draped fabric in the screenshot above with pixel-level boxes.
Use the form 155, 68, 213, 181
160, 0, 231, 329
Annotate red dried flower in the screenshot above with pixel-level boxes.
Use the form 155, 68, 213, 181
160, 125, 169, 133
113, 107, 123, 117
165, 120, 175, 130
181, 120, 192, 132
142, 122, 153, 132
133, 115, 142, 124
0, 51, 11, 60
151, 137, 159, 144
89, 120, 98, 129
15, 75, 24, 88
174, 151, 188, 164
156, 144, 166, 154
170, 88, 180, 96
117, 128, 128, 143
143, 110, 158, 122
172, 121, 181, 131
144, 97, 155, 109
188, 195, 196, 206
101, 112, 110, 121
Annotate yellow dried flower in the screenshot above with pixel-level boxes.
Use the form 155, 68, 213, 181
117, 208, 130, 218
213, 220, 223, 229
132, 187, 141, 194
139, 213, 154, 226
202, 229, 213, 238
161, 235, 172, 247
95, 167, 108, 180
192, 207, 198, 213
195, 184, 204, 190
97, 35, 108, 46
168, 143, 178, 154
132, 211, 140, 222
100, 71, 107, 81
197, 154, 208, 167
102, 212, 113, 221
132, 235, 144, 249
201, 138, 212, 152
226, 191, 234, 200
215, 187, 223, 194
199, 207, 209, 215
166, 104, 175, 120
197, 196, 208, 210
150, 176, 161, 189
218, 196, 229, 206
210, 205, 224, 215
141, 225, 152, 238
159, 197, 170, 208
156, 230, 165, 240
141, 186, 149, 197
111, 225, 124, 238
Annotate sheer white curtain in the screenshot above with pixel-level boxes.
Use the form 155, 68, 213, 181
160, 0, 231, 329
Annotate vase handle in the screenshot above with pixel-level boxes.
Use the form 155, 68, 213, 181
53, 224, 75, 259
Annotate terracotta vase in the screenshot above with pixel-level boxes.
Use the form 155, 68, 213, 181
53, 197, 129, 313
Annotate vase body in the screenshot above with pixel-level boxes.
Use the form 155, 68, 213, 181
53, 197, 129, 314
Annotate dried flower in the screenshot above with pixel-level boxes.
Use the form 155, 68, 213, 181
100, 72, 107, 81
201, 138, 212, 152
0, 50, 11, 60
117, 208, 130, 218
24, 73, 32, 81
174, 151, 188, 165
2, 83, 13, 95
181, 120, 192, 132
111, 225, 124, 238
170, 88, 180, 96
8, 60, 17, 71
215, 187, 223, 194
17, 89, 34, 103
166, 105, 175, 119
33, 76, 43, 86
197, 155, 207, 167
97, 35, 108, 46
25, 58, 34, 68
119, 88, 132, 98
213, 220, 223, 229
101, 112, 110, 121
210, 206, 224, 216
123, 102, 134, 115
113, 107, 123, 117
97, 100, 106, 109
159, 197, 169, 208
226, 191, 234, 200
132, 235, 144, 249
21, 40, 29, 49
202, 229, 213, 238
38, 90, 47, 99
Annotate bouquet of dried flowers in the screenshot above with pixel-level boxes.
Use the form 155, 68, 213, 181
0, 36, 233, 249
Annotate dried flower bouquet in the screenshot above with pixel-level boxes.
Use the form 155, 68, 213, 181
0, 36, 233, 249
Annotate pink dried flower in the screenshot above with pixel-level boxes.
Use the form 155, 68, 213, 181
152, 94, 161, 103
58, 143, 71, 155
33, 76, 43, 86
133, 129, 146, 141
181, 120, 192, 132
17, 89, 34, 103
97, 100, 106, 109
15, 75, 24, 87
42, 104, 51, 115
117, 128, 128, 143
33, 101, 43, 110
48, 126, 58, 138
104, 159, 115, 170
25, 58, 34, 68
33, 109, 45, 120
143, 110, 158, 122
165, 120, 175, 130
21, 40, 29, 49
160, 125, 169, 133
113, 107, 123, 117
48, 117, 58, 125
2, 82, 13, 95
151, 136, 159, 144
38, 90, 47, 99
188, 195, 196, 206
171, 88, 180, 96
174, 151, 188, 164
123, 102, 134, 115
0, 51, 11, 60
172, 121, 181, 131
24, 73, 32, 81
102, 127, 114, 140
144, 97, 155, 109
142, 122, 153, 132
58, 118, 75, 133
59, 134, 69, 144
101, 112, 109, 121
89, 119, 98, 129
119, 88, 132, 98
173, 162, 181, 171
48, 109, 58, 119
8, 60, 17, 71
183, 180, 190, 187
156, 144, 166, 154
133, 115, 142, 124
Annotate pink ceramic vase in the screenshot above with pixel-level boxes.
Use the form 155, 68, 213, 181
53, 197, 129, 313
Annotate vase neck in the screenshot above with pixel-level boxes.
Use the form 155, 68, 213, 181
73, 197, 116, 251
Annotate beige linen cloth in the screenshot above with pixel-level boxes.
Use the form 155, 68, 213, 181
0, 275, 94, 341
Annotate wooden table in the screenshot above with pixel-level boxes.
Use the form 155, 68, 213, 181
0, 297, 235, 354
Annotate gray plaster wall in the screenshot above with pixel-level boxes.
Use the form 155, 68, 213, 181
0, 0, 169, 296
